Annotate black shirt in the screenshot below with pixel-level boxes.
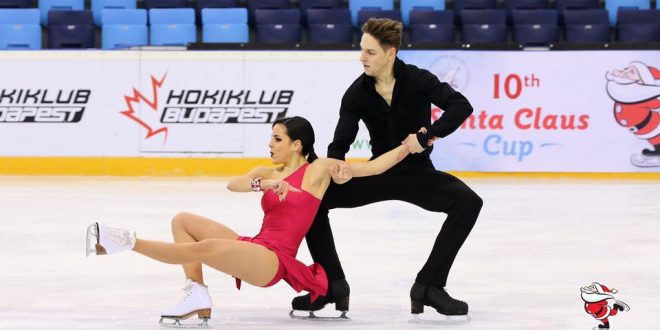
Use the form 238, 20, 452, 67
327, 57, 474, 160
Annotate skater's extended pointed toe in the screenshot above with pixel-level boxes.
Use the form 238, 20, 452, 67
86, 222, 136, 256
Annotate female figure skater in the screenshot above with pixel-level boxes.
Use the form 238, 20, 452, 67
86, 116, 410, 327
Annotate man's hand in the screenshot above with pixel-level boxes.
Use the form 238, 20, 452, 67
330, 160, 353, 184
418, 127, 439, 147
401, 127, 438, 154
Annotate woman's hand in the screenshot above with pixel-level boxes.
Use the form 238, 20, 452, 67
330, 160, 353, 184
261, 179, 301, 201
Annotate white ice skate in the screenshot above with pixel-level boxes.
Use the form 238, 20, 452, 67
159, 279, 212, 328
85, 222, 136, 256
630, 154, 660, 167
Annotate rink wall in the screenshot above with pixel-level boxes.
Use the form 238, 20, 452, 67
0, 50, 659, 177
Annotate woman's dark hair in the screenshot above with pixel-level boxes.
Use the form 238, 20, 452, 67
272, 116, 318, 162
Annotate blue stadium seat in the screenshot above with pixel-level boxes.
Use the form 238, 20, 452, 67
101, 8, 148, 49
410, 8, 453, 23
195, 0, 239, 25
0, 0, 30, 8
454, 0, 496, 24
555, 0, 598, 11
255, 7, 299, 24
409, 10, 454, 43
605, 0, 651, 25
202, 8, 248, 42
400, 0, 445, 25
308, 24, 353, 43
512, 9, 558, 46
247, 0, 290, 25
0, 8, 41, 49
357, 9, 402, 26
506, 0, 547, 23
300, 0, 342, 24
556, 0, 599, 24
143, 0, 187, 10
348, 0, 393, 26
48, 10, 94, 48
563, 9, 609, 43
39, 0, 84, 25
255, 8, 300, 42
92, 0, 136, 25
149, 8, 196, 45
307, 8, 352, 43
461, 9, 507, 43
256, 24, 301, 42
617, 9, 660, 42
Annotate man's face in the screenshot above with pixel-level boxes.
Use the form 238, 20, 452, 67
359, 33, 394, 77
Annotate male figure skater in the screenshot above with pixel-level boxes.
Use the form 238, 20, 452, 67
291, 18, 483, 318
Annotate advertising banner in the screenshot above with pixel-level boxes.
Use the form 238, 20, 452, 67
0, 50, 658, 172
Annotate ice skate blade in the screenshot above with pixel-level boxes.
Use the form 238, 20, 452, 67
159, 317, 210, 328
85, 223, 99, 256
289, 310, 350, 321
409, 314, 471, 325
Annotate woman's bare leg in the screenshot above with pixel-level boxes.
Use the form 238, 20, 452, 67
133, 238, 279, 287
170, 212, 239, 284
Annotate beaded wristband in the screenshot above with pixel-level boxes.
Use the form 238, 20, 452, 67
250, 177, 262, 192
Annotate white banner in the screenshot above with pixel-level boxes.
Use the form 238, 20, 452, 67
0, 50, 658, 172
399, 51, 660, 172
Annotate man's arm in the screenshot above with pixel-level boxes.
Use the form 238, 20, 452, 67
415, 70, 474, 146
327, 91, 361, 160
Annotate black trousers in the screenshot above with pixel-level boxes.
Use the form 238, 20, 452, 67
306, 157, 483, 288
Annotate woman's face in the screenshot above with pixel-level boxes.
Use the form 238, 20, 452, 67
269, 124, 297, 163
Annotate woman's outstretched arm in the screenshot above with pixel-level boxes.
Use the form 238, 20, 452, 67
227, 166, 272, 192
348, 144, 410, 177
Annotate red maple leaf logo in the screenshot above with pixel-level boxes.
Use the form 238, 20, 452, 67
120, 74, 168, 142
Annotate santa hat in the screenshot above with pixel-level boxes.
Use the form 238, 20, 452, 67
628, 61, 660, 85
581, 282, 618, 303
593, 282, 618, 294
606, 62, 660, 103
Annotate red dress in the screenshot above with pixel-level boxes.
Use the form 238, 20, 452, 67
237, 163, 328, 301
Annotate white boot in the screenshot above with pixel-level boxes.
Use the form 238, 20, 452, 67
160, 279, 212, 327
85, 222, 136, 256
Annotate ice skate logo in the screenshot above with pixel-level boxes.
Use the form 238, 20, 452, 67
605, 61, 660, 167
581, 282, 629, 329
120, 73, 169, 142
429, 55, 469, 92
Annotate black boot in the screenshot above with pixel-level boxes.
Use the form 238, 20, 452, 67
598, 320, 610, 329
410, 282, 468, 316
642, 145, 660, 156
291, 279, 350, 311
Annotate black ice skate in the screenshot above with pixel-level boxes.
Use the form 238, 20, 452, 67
596, 320, 610, 329
289, 279, 350, 321
409, 282, 470, 324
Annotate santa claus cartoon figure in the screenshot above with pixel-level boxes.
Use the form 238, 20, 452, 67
606, 61, 660, 167
581, 282, 630, 329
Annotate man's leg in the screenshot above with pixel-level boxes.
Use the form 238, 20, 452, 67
391, 164, 482, 315
413, 171, 482, 287
291, 204, 350, 311
292, 172, 399, 312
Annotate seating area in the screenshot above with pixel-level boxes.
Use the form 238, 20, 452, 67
0, 0, 658, 49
